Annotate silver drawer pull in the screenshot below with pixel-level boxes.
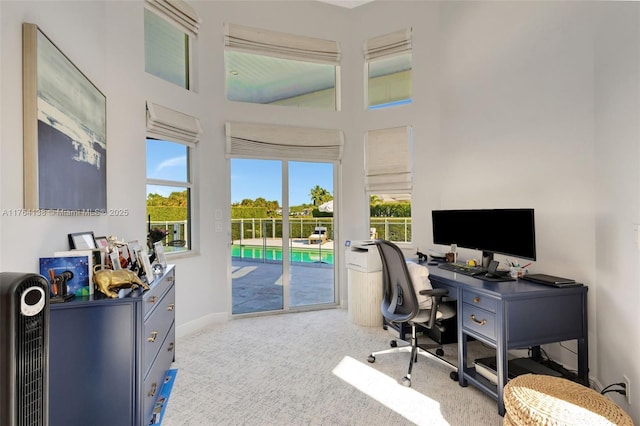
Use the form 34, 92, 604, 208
167, 342, 175, 352
148, 295, 157, 304
148, 331, 158, 342
473, 297, 481, 304
168, 276, 174, 283
470, 314, 487, 326
167, 303, 175, 311
148, 382, 157, 398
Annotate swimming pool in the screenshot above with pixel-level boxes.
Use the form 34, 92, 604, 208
232, 245, 334, 265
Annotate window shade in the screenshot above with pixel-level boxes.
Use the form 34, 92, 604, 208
365, 126, 412, 192
225, 121, 344, 162
146, 102, 202, 146
145, 0, 201, 38
224, 23, 341, 65
364, 28, 412, 61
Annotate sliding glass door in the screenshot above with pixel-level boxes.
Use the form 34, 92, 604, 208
231, 159, 336, 315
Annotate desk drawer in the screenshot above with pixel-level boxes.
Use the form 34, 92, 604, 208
144, 269, 175, 319
463, 290, 497, 313
143, 285, 175, 376
143, 322, 176, 425
462, 303, 496, 341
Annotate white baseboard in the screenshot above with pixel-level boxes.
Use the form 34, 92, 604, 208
176, 312, 228, 338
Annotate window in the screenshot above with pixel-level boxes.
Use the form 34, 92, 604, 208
144, 9, 190, 88
365, 126, 413, 244
145, 102, 202, 254
146, 139, 191, 253
365, 29, 412, 109
224, 24, 341, 110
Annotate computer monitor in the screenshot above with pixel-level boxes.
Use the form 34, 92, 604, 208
431, 208, 536, 268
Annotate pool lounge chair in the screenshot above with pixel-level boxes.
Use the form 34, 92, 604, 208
308, 227, 328, 245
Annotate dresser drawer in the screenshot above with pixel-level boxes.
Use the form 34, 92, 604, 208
142, 322, 176, 425
462, 303, 496, 341
143, 285, 175, 376
462, 290, 497, 313
144, 269, 175, 319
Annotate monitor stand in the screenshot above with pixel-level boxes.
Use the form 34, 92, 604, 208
482, 251, 494, 269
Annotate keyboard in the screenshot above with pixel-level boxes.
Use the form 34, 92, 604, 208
438, 262, 485, 276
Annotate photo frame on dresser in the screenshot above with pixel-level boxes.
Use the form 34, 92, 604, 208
68, 231, 97, 250
153, 241, 167, 268
23, 23, 107, 211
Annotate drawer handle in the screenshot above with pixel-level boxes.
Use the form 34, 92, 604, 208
148, 382, 157, 398
167, 303, 175, 311
148, 296, 157, 304
470, 314, 487, 326
167, 342, 175, 352
473, 297, 481, 303
148, 331, 158, 342
168, 276, 174, 283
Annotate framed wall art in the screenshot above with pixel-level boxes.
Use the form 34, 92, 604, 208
23, 23, 107, 211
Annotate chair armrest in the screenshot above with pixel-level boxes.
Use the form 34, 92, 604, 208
418, 288, 449, 297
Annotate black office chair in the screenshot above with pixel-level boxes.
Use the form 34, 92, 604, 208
367, 239, 457, 387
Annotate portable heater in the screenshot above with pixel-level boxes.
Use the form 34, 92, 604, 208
0, 272, 49, 426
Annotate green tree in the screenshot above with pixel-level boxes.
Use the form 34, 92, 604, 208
310, 185, 332, 206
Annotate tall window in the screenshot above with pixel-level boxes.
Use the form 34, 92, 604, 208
146, 139, 191, 253
146, 102, 202, 254
144, 1, 200, 89
365, 29, 412, 109
224, 24, 341, 110
365, 126, 413, 244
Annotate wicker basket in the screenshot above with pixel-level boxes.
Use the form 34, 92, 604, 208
503, 374, 633, 426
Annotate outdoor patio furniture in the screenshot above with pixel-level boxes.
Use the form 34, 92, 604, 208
308, 226, 328, 244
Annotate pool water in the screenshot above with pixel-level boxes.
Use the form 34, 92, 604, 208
232, 245, 334, 265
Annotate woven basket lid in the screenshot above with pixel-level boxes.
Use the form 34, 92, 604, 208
503, 374, 633, 426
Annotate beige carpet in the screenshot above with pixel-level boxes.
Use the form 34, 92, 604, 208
161, 308, 502, 426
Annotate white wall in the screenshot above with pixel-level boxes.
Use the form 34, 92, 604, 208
1, 0, 638, 421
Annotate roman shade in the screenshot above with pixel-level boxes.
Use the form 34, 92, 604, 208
224, 23, 341, 65
364, 28, 412, 61
145, 0, 201, 38
225, 121, 344, 162
146, 102, 202, 146
365, 126, 412, 192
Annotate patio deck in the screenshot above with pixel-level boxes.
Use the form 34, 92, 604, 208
232, 238, 335, 314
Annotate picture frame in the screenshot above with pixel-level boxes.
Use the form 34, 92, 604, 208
23, 23, 107, 211
95, 236, 109, 250
68, 231, 97, 250
137, 247, 154, 281
109, 249, 121, 270
153, 241, 167, 268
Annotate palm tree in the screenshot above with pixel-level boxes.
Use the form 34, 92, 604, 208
309, 185, 330, 206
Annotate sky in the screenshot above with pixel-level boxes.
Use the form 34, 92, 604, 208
147, 140, 334, 206
231, 159, 333, 206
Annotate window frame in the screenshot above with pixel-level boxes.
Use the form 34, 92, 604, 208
146, 137, 194, 255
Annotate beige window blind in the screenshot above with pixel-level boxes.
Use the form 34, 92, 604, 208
365, 126, 412, 192
145, 0, 201, 38
225, 121, 343, 162
364, 28, 412, 61
224, 23, 341, 65
146, 102, 202, 146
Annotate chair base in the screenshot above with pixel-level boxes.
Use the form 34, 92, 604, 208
367, 331, 456, 387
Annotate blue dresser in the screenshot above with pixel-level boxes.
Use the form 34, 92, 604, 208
49, 265, 175, 426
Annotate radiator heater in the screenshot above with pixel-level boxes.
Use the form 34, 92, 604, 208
0, 272, 49, 426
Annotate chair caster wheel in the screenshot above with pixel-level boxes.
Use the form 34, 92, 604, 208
383, 325, 388, 330
401, 377, 411, 387
450, 371, 459, 381
390, 340, 397, 348
436, 348, 444, 356
367, 355, 375, 363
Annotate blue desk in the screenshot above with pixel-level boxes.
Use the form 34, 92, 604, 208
427, 267, 589, 416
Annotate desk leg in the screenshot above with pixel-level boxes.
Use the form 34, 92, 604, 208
456, 289, 468, 387
577, 335, 589, 385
